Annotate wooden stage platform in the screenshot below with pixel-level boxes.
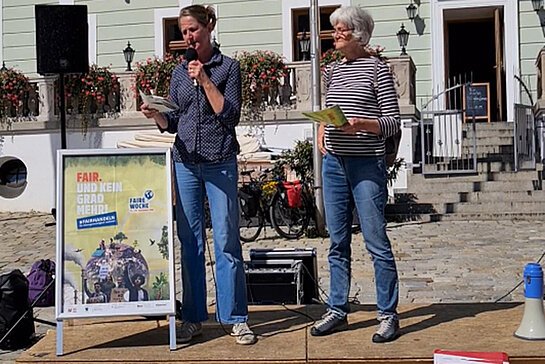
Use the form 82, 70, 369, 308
17, 303, 545, 364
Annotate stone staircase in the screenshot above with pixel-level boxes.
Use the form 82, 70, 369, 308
388, 122, 545, 221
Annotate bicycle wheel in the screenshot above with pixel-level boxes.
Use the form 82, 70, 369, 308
269, 191, 310, 239
238, 194, 264, 242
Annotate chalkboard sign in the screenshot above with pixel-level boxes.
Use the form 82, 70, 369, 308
463, 83, 490, 122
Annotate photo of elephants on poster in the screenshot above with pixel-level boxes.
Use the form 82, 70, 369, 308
56, 149, 175, 319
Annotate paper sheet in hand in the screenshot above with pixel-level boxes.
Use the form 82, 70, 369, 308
139, 90, 178, 112
302, 105, 347, 127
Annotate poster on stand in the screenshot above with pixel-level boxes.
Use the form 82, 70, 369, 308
55, 149, 175, 319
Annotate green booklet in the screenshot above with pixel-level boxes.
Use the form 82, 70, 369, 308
302, 105, 348, 127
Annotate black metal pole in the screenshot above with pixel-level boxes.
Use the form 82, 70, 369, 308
58, 73, 67, 149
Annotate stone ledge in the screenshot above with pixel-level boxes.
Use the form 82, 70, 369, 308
0, 114, 156, 134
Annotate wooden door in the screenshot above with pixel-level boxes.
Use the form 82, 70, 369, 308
494, 8, 503, 121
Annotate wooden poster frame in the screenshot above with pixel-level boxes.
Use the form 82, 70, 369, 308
463, 82, 491, 123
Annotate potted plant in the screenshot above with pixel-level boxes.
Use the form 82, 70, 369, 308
320, 44, 386, 71
63, 65, 119, 130
134, 54, 183, 98
234, 50, 288, 121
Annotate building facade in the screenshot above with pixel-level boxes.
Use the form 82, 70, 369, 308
0, 0, 543, 212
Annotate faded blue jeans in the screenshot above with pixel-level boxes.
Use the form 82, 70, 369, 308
322, 153, 398, 319
174, 156, 248, 324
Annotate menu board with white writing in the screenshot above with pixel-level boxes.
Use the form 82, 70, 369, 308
464, 83, 490, 122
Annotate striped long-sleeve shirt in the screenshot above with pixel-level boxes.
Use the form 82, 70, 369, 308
323, 56, 400, 157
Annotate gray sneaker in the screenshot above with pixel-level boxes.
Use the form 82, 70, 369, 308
372, 315, 399, 343
176, 321, 203, 344
310, 310, 348, 336
231, 322, 257, 345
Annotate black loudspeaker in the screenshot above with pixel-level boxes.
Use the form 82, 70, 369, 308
248, 248, 319, 304
35, 5, 89, 75
245, 261, 303, 305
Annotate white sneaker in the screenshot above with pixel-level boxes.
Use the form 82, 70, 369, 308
372, 315, 399, 343
176, 321, 202, 344
231, 322, 257, 345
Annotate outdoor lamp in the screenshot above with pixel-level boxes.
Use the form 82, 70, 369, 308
532, 0, 543, 12
212, 35, 221, 49
0, 61, 6, 71
299, 30, 311, 61
406, 1, 417, 21
123, 41, 135, 71
396, 23, 410, 56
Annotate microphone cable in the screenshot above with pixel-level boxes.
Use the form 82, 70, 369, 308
494, 249, 545, 303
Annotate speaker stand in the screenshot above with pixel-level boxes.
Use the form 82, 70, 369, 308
58, 73, 67, 149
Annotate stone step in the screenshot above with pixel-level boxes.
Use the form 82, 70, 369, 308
409, 170, 541, 184
462, 136, 514, 146
467, 190, 545, 202
476, 161, 516, 173
407, 180, 538, 194
385, 210, 545, 222
466, 128, 514, 138
453, 201, 545, 214
473, 121, 512, 131
467, 145, 515, 155
435, 211, 545, 221
401, 190, 545, 205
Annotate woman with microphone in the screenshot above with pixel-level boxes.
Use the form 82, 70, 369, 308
141, 4, 256, 346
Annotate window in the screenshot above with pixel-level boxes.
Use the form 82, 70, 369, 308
164, 17, 188, 58
292, 6, 338, 61
0, 158, 27, 198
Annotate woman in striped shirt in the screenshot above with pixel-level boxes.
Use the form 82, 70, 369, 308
310, 6, 401, 343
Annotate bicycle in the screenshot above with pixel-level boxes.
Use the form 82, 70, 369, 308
238, 169, 267, 242
238, 169, 313, 241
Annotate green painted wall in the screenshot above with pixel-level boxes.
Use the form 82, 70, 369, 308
2, 0, 545, 102
519, 1, 544, 103
2, 1, 56, 76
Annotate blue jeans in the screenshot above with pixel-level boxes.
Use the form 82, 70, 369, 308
173, 156, 248, 324
322, 153, 398, 319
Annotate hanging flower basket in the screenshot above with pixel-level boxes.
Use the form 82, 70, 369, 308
234, 50, 288, 116
320, 44, 386, 71
134, 54, 183, 98
0, 67, 35, 124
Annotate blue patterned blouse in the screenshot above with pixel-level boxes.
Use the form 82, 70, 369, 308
162, 48, 241, 163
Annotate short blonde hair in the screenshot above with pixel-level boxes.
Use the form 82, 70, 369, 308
330, 6, 374, 47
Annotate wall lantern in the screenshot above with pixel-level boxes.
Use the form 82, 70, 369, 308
532, 0, 543, 12
299, 30, 311, 61
123, 41, 135, 72
212, 35, 221, 49
406, 0, 418, 20
396, 23, 410, 56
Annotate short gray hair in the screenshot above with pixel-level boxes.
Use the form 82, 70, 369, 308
330, 6, 374, 47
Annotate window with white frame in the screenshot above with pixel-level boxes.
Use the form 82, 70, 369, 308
282, 0, 349, 62
292, 6, 338, 61
164, 17, 187, 57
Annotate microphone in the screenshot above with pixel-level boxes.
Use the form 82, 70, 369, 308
185, 48, 199, 87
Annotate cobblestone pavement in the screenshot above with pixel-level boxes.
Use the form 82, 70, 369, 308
1, 212, 544, 361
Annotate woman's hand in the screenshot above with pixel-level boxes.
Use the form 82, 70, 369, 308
341, 117, 381, 135
188, 60, 209, 86
189, 60, 225, 114
141, 103, 167, 129
141, 103, 159, 119
318, 123, 327, 155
